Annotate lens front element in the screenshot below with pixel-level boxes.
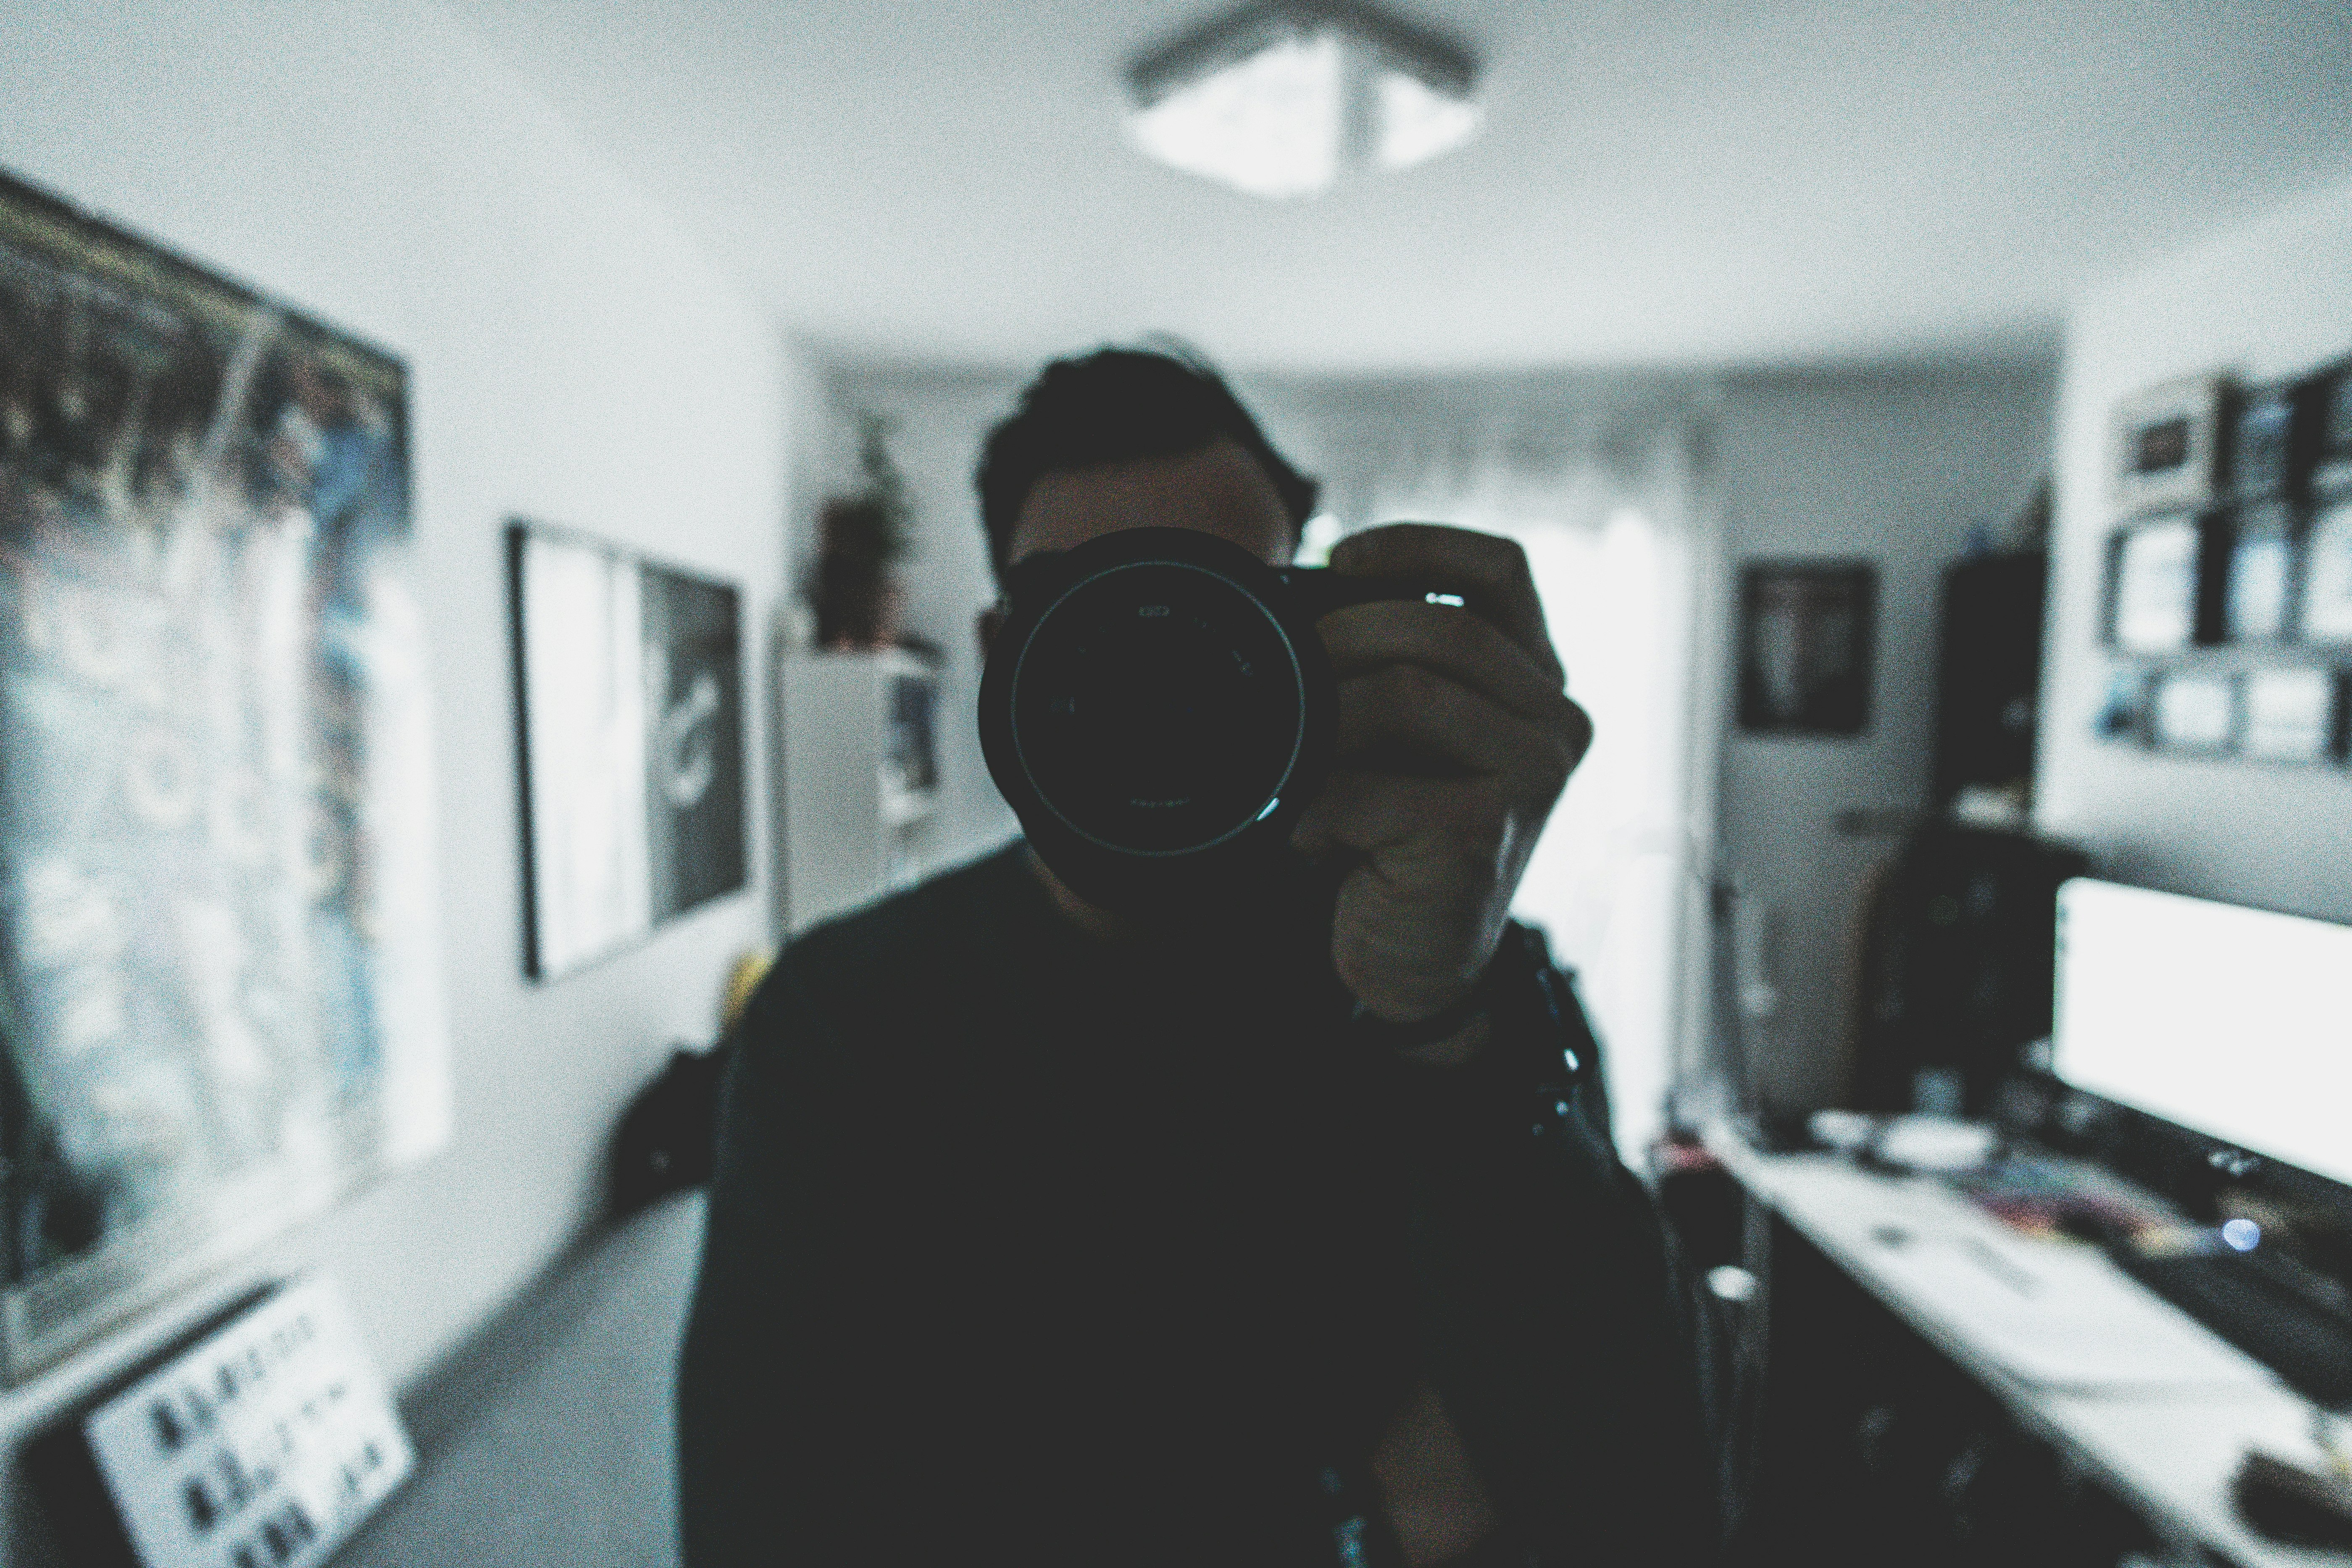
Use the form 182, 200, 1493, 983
1010, 559, 1305, 856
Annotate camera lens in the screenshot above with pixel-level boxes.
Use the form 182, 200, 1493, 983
1008, 559, 1305, 856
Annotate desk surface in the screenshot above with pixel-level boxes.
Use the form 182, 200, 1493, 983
1710, 1131, 2349, 1567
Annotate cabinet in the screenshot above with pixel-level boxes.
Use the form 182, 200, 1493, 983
775, 649, 939, 934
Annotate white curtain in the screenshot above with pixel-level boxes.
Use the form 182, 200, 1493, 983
1257, 374, 1719, 1163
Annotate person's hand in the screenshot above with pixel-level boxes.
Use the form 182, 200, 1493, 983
1290, 524, 1592, 1047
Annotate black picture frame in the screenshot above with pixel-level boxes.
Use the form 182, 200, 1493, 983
2303, 495, 2352, 647
2226, 381, 2305, 503
2310, 361, 2352, 499
2219, 499, 2303, 645
2240, 667, 2342, 764
2111, 376, 2227, 518
1736, 561, 1876, 736
2092, 663, 2155, 747
2104, 513, 2229, 652
508, 521, 748, 981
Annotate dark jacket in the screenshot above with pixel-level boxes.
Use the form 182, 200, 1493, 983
679, 844, 1718, 1565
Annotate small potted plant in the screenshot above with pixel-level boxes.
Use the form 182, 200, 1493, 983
810, 413, 911, 650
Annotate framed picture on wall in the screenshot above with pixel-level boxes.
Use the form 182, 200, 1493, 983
508, 521, 747, 981
2310, 361, 2352, 498
2302, 496, 2352, 645
2220, 500, 2300, 645
2150, 670, 2239, 755
2111, 376, 2227, 518
2106, 513, 2223, 652
1735, 561, 1876, 736
0, 171, 448, 1381
2240, 668, 2341, 763
2227, 381, 2302, 501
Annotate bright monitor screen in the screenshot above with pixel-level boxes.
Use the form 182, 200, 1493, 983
2052, 879, 2352, 1187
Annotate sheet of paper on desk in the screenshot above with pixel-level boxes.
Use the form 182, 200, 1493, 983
2044, 1389, 2345, 1568
1758, 1158, 2276, 1392
1872, 1236, 2274, 1390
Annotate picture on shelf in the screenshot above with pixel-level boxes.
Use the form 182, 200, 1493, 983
2106, 514, 2207, 652
2312, 363, 2352, 497
2227, 382, 2301, 501
2150, 670, 2238, 754
2110, 377, 2225, 518
508, 522, 747, 981
1735, 561, 1876, 736
2302, 496, 2352, 645
2240, 668, 2340, 764
884, 660, 939, 801
0, 172, 447, 1380
2221, 501, 2298, 644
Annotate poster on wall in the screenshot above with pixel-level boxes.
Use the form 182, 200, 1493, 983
1735, 560, 1876, 736
508, 521, 745, 981
0, 172, 448, 1380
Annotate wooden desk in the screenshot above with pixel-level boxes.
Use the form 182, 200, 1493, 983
1709, 1130, 2348, 1566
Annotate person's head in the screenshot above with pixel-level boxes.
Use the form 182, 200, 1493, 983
973, 347, 1325, 936
973, 345, 1318, 593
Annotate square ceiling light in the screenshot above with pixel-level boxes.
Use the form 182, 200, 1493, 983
1125, 2, 1483, 199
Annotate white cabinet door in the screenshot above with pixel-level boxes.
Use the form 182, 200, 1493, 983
776, 650, 936, 934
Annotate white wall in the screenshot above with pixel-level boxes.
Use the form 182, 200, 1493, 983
795, 364, 1026, 881
2038, 176, 2352, 923
0, 0, 783, 1544
1711, 366, 2057, 1113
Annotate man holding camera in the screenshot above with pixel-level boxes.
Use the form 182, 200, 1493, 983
679, 349, 1719, 1566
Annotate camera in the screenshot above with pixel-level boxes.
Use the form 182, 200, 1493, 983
979, 526, 1441, 913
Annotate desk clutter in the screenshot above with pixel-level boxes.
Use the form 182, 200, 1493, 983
1702, 1131, 2352, 1567
1691, 866, 2352, 1562
1749, 1141, 2280, 1394
1762, 1108, 2352, 1410
30, 1278, 412, 1568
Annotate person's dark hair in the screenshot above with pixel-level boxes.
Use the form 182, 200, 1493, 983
975, 345, 1318, 581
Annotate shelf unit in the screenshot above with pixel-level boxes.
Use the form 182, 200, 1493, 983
775, 647, 940, 934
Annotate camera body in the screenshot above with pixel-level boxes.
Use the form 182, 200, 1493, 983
979, 527, 1431, 914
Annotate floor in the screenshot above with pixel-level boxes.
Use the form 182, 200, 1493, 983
337, 1192, 705, 1568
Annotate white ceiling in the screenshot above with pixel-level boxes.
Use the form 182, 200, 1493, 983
449, 0, 2352, 374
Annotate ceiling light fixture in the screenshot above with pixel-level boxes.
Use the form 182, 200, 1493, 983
1124, 2, 1482, 200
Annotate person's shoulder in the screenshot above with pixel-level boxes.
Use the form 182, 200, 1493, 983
788, 838, 1026, 963
748, 839, 1031, 1039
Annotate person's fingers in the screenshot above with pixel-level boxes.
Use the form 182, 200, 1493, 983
1317, 598, 1579, 730
1330, 663, 1587, 784
1290, 769, 1527, 863
1328, 524, 1563, 685
1294, 770, 1447, 856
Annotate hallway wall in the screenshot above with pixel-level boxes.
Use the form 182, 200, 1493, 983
0, 2, 785, 1550
1699, 365, 2057, 1114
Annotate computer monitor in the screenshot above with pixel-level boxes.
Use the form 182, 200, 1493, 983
2051, 878, 2352, 1187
